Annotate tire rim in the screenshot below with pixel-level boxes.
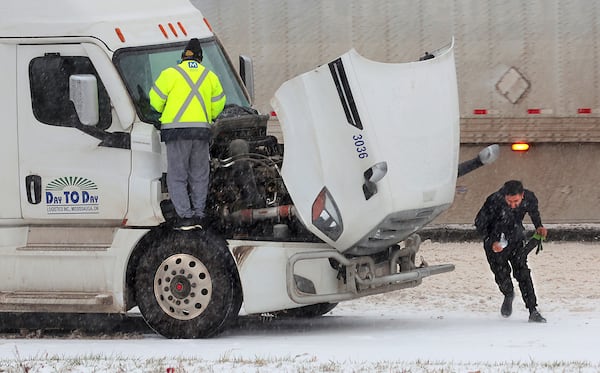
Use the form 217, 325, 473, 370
153, 253, 212, 320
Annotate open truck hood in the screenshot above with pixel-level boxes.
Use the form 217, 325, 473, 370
271, 41, 459, 254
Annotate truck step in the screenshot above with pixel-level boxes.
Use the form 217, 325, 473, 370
0, 292, 113, 311
20, 227, 115, 252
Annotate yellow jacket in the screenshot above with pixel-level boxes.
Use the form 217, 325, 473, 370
149, 59, 226, 141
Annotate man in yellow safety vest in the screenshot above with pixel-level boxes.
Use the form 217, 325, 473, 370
149, 38, 226, 230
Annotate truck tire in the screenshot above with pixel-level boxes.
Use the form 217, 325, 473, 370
271, 302, 338, 318
135, 229, 242, 338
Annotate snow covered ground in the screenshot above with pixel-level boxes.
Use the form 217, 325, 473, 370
0, 240, 598, 372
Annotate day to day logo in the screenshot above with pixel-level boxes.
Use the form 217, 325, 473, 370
45, 176, 100, 215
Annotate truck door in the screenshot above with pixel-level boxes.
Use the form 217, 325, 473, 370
17, 44, 131, 222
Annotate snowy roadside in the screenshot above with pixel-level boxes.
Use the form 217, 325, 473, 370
421, 223, 600, 242
0, 240, 598, 372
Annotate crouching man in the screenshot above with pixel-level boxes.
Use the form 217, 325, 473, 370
475, 180, 548, 323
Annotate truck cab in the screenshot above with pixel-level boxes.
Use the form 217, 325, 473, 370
0, 0, 250, 330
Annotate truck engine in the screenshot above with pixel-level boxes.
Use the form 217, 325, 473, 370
205, 106, 316, 243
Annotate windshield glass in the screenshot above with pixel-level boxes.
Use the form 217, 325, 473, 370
113, 39, 250, 124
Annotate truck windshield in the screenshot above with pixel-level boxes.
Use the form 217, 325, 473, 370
113, 39, 250, 124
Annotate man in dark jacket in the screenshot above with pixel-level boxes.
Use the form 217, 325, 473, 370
475, 180, 548, 322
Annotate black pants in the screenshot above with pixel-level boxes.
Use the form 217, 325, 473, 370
484, 239, 538, 310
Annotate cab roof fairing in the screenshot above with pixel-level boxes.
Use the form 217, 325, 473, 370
0, 0, 213, 50
271, 41, 460, 252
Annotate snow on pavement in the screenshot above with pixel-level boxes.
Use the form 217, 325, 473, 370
0, 240, 598, 372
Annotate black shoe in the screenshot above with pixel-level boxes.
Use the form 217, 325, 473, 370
174, 217, 203, 231
501, 293, 514, 317
528, 309, 547, 323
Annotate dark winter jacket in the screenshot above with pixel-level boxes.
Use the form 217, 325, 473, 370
474, 188, 543, 245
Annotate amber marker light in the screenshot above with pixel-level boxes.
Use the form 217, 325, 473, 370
203, 18, 213, 32
158, 24, 169, 38
177, 22, 188, 36
115, 28, 125, 42
511, 143, 530, 152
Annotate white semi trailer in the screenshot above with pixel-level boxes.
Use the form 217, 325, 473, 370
0, 0, 497, 338
199, 0, 600, 224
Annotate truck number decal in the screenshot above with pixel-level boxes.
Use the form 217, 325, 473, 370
353, 134, 368, 159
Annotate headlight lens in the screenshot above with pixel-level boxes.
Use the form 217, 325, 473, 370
311, 187, 343, 241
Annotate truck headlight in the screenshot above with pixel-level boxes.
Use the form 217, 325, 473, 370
311, 187, 343, 241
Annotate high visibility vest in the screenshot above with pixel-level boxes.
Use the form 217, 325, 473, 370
149, 60, 226, 130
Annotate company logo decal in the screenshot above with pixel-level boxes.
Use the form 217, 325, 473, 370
45, 176, 100, 214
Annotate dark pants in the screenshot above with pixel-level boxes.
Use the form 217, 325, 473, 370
165, 139, 210, 219
484, 238, 538, 310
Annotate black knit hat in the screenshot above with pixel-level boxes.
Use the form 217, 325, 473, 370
182, 38, 203, 61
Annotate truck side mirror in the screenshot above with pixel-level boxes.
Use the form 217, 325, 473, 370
239, 55, 255, 103
69, 74, 100, 126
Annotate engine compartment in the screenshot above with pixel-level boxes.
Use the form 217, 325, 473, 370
204, 106, 319, 243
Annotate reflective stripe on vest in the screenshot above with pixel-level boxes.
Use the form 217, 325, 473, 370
151, 84, 167, 100
212, 91, 226, 102
168, 65, 211, 129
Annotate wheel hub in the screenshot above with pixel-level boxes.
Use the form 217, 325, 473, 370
153, 253, 212, 320
170, 275, 191, 298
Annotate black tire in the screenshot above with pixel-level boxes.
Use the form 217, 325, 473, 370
135, 229, 242, 338
271, 302, 338, 318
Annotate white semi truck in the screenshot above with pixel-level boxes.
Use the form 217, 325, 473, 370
0, 0, 496, 338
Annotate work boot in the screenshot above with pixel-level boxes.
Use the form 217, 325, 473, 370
500, 293, 514, 317
174, 217, 203, 231
528, 309, 547, 323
